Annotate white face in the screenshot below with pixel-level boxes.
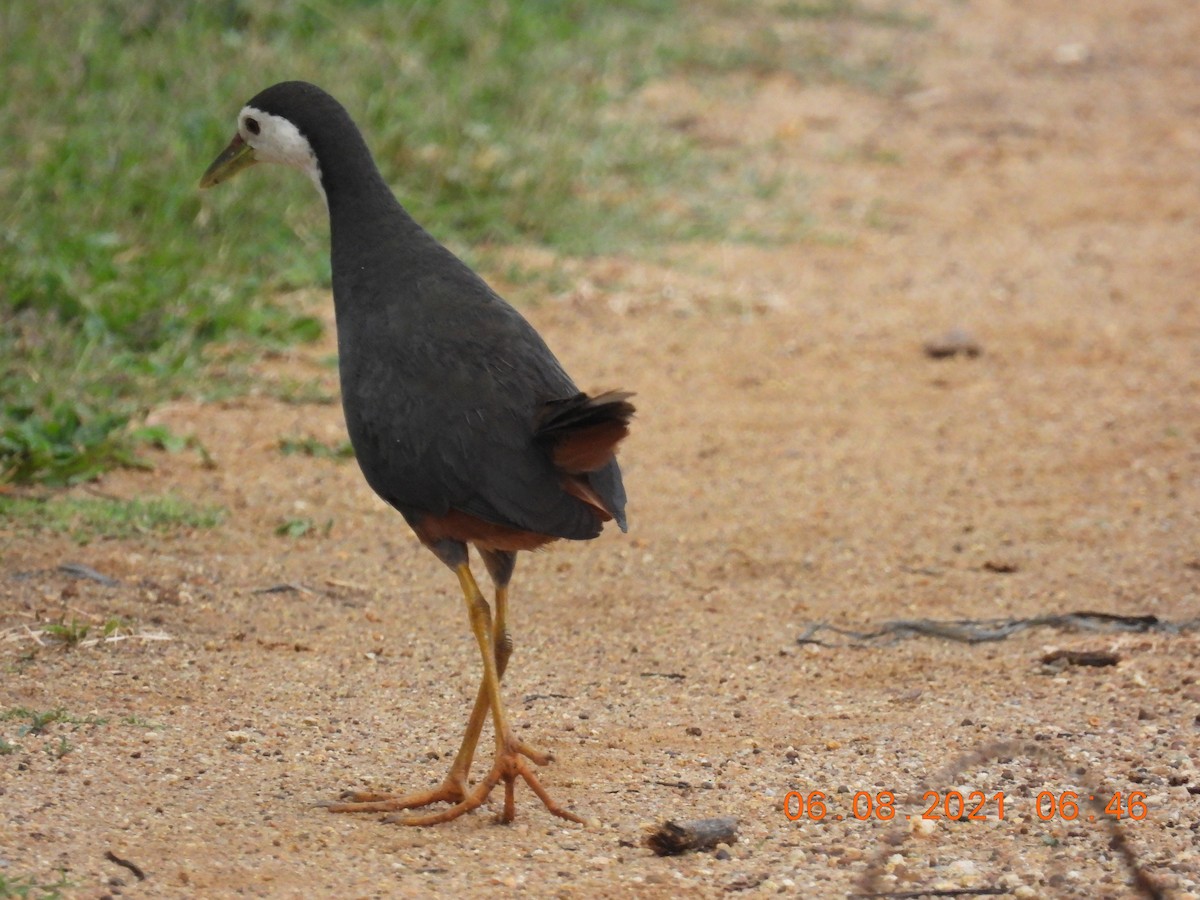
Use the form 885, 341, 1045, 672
238, 104, 326, 203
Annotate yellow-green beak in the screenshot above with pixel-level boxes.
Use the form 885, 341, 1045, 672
199, 133, 257, 188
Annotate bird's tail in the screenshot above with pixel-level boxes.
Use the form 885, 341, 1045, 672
536, 391, 634, 528
536, 391, 635, 473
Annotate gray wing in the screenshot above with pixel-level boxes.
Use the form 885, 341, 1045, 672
336, 265, 606, 540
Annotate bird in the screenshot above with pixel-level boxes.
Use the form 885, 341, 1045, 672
199, 81, 633, 826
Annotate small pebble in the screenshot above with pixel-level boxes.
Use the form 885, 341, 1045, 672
923, 327, 982, 359
911, 817, 936, 837
1053, 42, 1090, 65
946, 859, 978, 879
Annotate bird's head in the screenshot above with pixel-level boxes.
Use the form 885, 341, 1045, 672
199, 81, 332, 195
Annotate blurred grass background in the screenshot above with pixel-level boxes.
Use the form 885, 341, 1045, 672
0, 0, 920, 487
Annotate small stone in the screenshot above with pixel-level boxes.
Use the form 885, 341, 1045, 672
686, 726, 702, 736
924, 327, 982, 359
911, 817, 936, 837
946, 859, 978, 879
1052, 43, 1090, 66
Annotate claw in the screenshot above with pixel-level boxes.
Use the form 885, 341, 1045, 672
378, 746, 584, 826
325, 562, 585, 826
325, 737, 583, 826
324, 780, 469, 815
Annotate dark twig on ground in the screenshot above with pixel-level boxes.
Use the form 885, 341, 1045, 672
105, 850, 146, 881
58, 563, 119, 586
796, 611, 1196, 647
855, 888, 1005, 898
251, 582, 316, 595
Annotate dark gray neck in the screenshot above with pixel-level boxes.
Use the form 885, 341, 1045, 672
310, 123, 439, 280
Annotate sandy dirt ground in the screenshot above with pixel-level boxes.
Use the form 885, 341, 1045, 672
3, 1, 1199, 897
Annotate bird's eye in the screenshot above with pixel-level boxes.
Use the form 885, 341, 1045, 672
244, 117, 261, 136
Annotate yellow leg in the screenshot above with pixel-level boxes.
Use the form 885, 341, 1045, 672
325, 564, 580, 825
387, 564, 581, 826
414, 580, 514, 791
323, 581, 502, 815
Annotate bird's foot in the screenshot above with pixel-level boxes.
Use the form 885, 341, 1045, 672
385, 737, 584, 826
319, 776, 469, 815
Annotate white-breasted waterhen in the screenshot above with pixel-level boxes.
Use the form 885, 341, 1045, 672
200, 81, 633, 826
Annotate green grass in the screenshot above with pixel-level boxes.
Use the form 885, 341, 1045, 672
1, 408, 150, 489
50, 736, 74, 758
275, 517, 333, 539
0, 871, 71, 900
779, 0, 933, 28
670, 0, 925, 91
121, 715, 165, 730
267, 378, 339, 406
2, 0, 928, 486
0, 706, 154, 763
41, 620, 92, 647
0, 707, 162, 744
279, 436, 355, 460
0, 707, 108, 734
38, 616, 130, 647
0, 494, 226, 543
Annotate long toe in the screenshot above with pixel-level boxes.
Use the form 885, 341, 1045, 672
512, 737, 553, 767
322, 779, 468, 815
376, 741, 585, 826
384, 774, 501, 825
336, 789, 404, 803
504, 754, 586, 825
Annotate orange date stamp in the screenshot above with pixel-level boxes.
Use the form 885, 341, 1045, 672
782, 789, 1149, 823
